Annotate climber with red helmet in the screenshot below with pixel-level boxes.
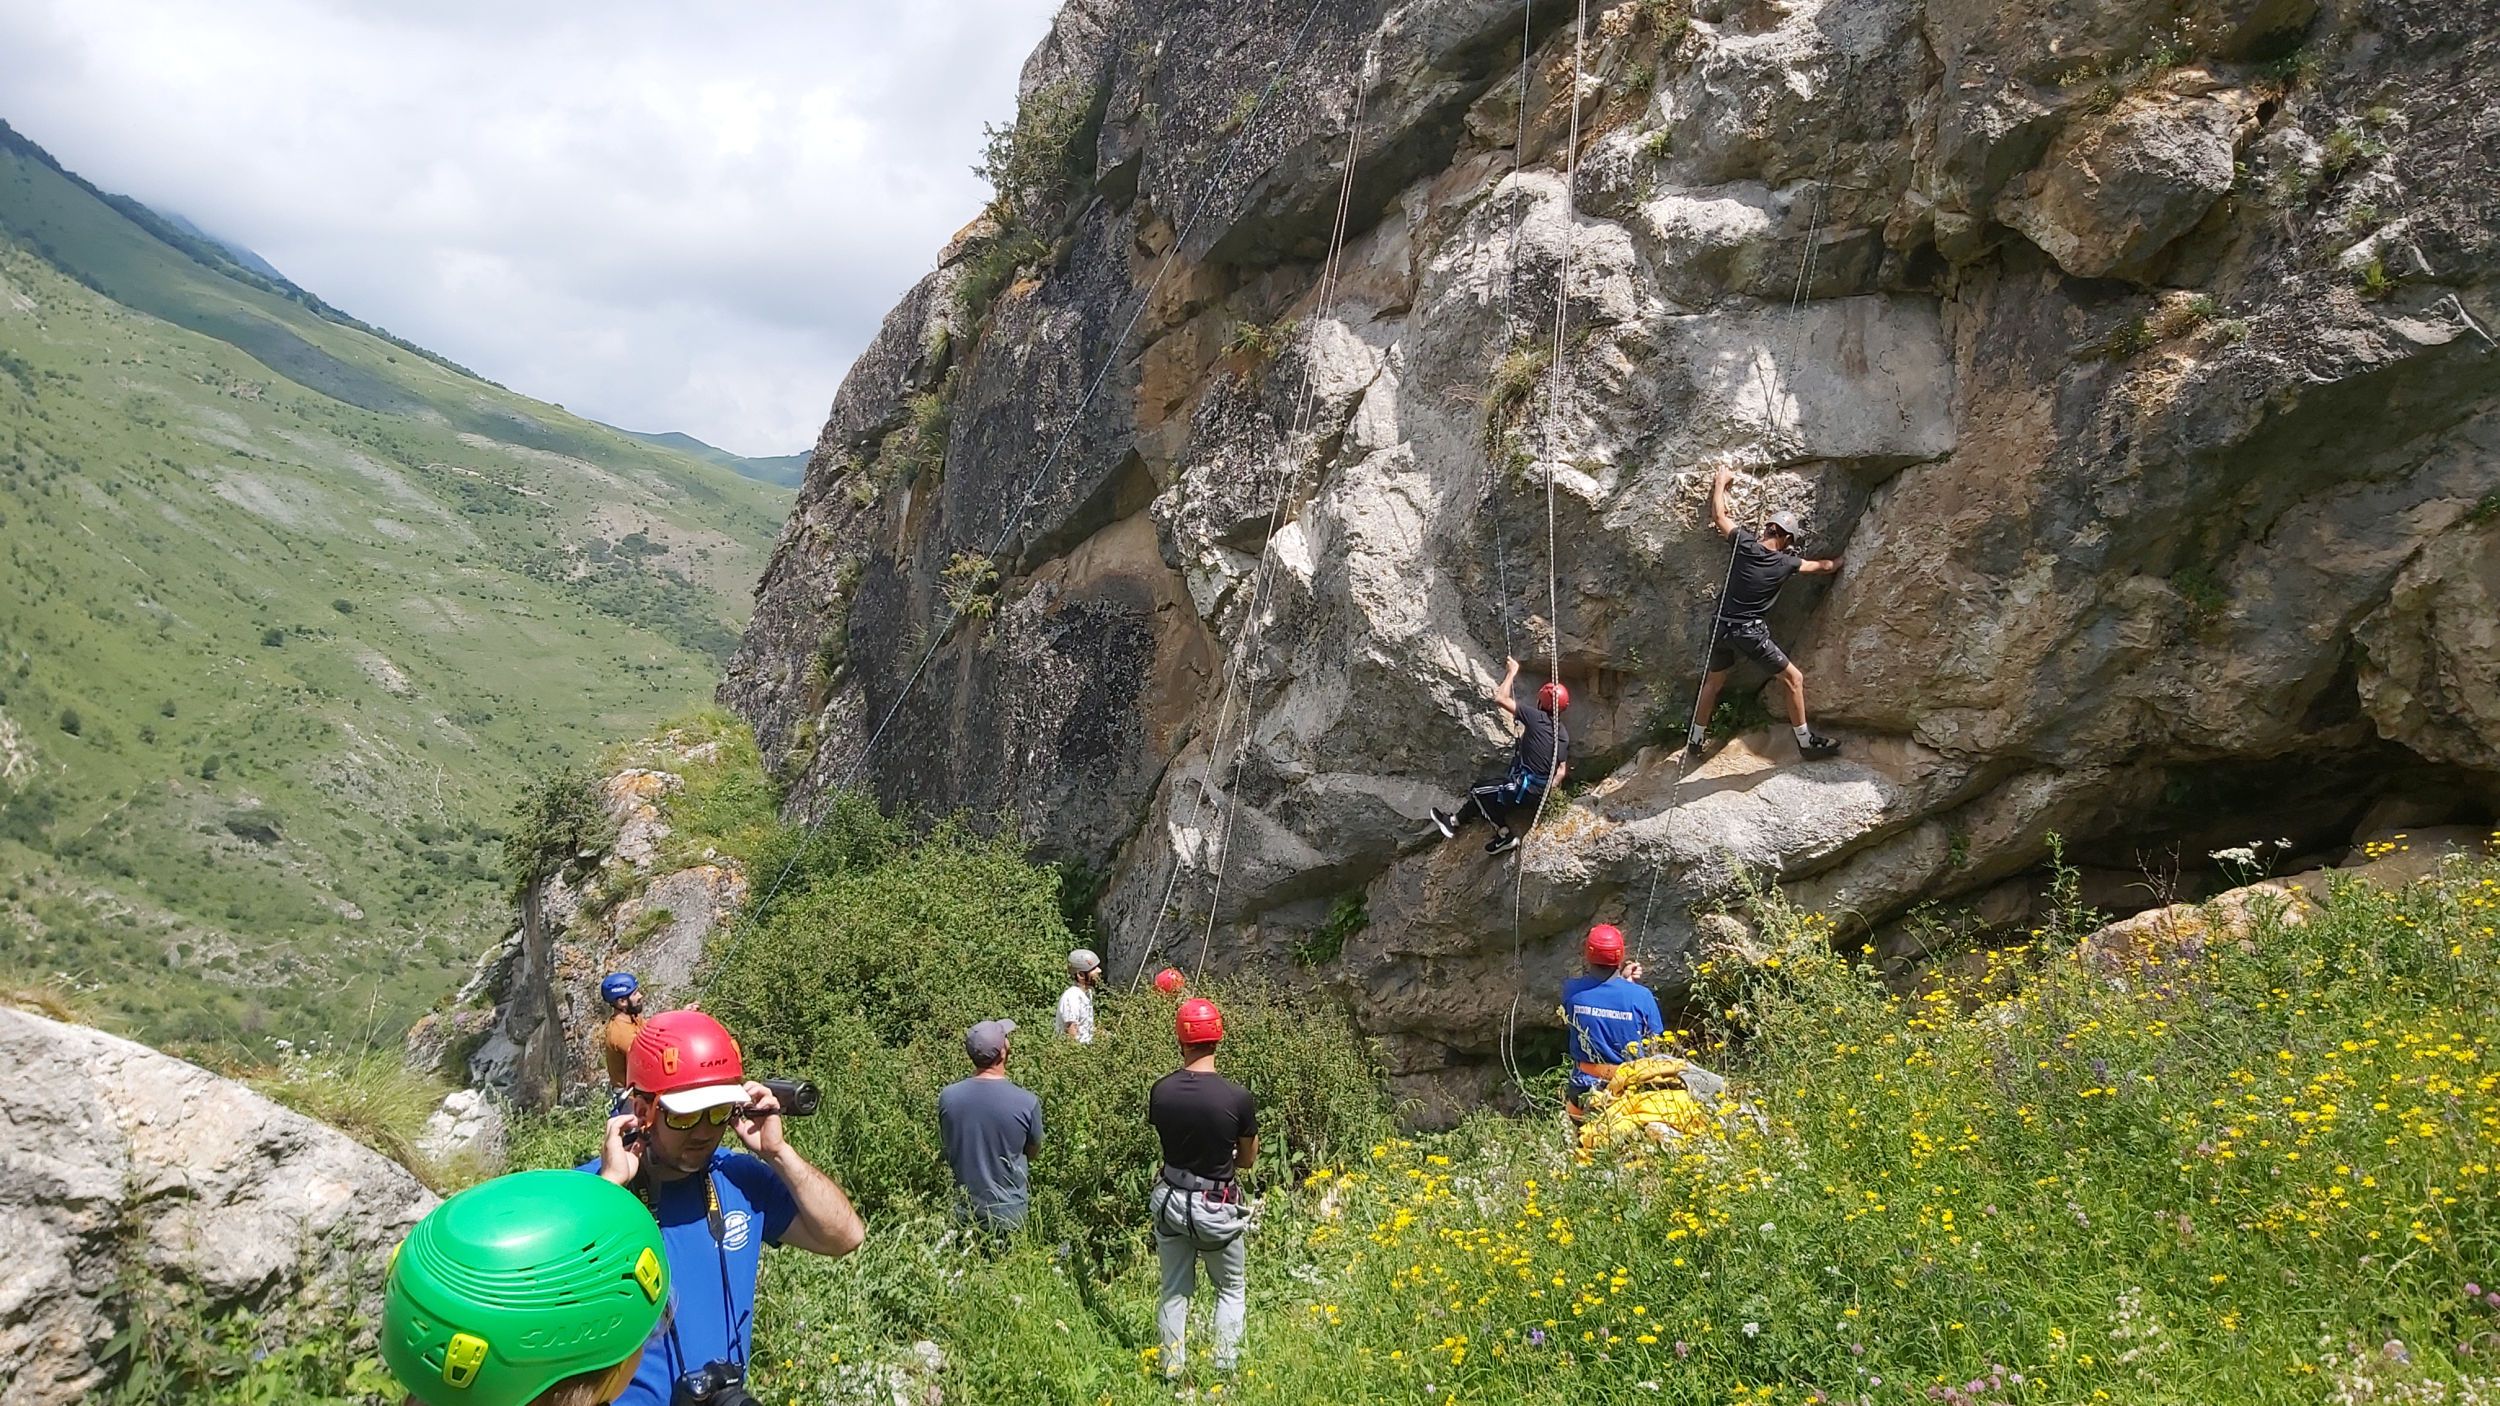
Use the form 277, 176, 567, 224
1560, 923, 1664, 1116
1431, 655, 1571, 856
1146, 997, 1258, 1385
1154, 967, 1188, 997
1685, 466, 1845, 762
586, 1009, 865, 1406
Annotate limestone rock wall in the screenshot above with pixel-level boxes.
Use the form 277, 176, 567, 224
726, 0, 2500, 1113
0, 1006, 434, 1406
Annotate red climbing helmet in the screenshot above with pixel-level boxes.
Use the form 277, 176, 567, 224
626, 1010, 746, 1112
1175, 997, 1225, 1046
1537, 680, 1570, 713
1154, 967, 1187, 995
1584, 923, 1626, 967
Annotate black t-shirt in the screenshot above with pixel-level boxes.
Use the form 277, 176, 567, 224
1716, 528, 1801, 622
1509, 681, 1569, 778
1148, 1069, 1259, 1180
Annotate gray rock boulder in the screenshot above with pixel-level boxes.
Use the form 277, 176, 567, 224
0, 1007, 433, 1406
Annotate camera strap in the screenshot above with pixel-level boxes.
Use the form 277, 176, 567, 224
641, 1164, 747, 1380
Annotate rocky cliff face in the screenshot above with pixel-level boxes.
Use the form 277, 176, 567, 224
0, 1006, 433, 1405
725, 0, 2500, 1115
410, 729, 749, 1109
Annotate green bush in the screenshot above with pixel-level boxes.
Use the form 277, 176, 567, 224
698, 794, 1386, 1271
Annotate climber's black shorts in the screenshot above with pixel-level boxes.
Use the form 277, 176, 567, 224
1707, 617, 1789, 673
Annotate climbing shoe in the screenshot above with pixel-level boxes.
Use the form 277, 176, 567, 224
1682, 737, 1708, 763
1799, 733, 1841, 759
1430, 808, 1457, 839
1486, 831, 1521, 855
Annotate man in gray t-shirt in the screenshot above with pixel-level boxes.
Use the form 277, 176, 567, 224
937, 1018, 1045, 1229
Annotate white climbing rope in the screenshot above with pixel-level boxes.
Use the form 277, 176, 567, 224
1499, 0, 1589, 1103
697, 0, 1340, 1002
1177, 42, 1382, 984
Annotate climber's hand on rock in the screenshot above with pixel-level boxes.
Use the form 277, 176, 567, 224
598, 1112, 643, 1185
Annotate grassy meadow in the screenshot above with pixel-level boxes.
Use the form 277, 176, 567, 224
0, 125, 790, 1053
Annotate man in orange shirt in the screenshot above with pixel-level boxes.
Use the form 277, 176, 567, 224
599, 972, 646, 1090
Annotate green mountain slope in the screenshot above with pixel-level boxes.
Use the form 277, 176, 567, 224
0, 121, 789, 1054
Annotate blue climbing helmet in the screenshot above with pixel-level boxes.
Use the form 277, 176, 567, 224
599, 972, 639, 1003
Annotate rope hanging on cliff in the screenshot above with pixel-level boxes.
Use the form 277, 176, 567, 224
1172, 43, 1381, 984
695, 0, 1338, 1004
1499, 0, 1587, 1103
1630, 57, 1850, 969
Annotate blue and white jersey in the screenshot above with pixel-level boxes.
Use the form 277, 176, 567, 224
1561, 974, 1664, 1092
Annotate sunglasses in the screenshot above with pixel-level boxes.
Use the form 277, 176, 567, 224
658, 1103, 743, 1131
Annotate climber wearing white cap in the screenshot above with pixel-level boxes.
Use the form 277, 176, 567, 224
1058, 948, 1102, 1043
1687, 467, 1845, 761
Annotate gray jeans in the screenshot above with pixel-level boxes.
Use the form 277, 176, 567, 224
1150, 1182, 1249, 1375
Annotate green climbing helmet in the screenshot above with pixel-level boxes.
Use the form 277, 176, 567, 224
383, 1169, 668, 1406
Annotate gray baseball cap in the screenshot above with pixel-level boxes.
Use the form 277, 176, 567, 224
966, 1018, 1017, 1066
1764, 511, 1803, 540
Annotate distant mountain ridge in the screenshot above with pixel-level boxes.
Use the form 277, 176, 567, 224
601, 425, 809, 488
0, 114, 791, 1049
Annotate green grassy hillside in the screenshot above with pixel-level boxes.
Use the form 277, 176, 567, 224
0, 121, 791, 1053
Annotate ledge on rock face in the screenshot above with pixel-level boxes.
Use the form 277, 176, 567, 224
0, 1006, 434, 1406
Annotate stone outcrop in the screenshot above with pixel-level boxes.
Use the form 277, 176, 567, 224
726, 0, 2500, 1114
0, 1006, 433, 1406
415, 732, 748, 1108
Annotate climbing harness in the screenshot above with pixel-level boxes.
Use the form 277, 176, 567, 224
699, 0, 1339, 1003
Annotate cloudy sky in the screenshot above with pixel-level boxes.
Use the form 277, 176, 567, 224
0, 1, 1063, 456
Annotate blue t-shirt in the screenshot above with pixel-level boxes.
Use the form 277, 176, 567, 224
576, 1151, 798, 1406
1561, 974, 1664, 1091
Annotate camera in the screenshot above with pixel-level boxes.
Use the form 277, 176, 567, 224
757, 1077, 819, 1117
670, 1360, 756, 1406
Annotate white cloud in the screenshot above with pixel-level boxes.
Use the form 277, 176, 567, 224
0, 0, 1061, 455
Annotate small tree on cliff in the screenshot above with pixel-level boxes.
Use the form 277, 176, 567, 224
495, 770, 617, 1111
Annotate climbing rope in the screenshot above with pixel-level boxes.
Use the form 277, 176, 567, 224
1178, 43, 1382, 984
1499, 0, 1588, 1103
696, 0, 1339, 1003
1630, 55, 1852, 969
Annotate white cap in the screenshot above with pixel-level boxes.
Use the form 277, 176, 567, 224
654, 1083, 746, 1115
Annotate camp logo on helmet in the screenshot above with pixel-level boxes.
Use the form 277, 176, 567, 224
517, 1311, 630, 1351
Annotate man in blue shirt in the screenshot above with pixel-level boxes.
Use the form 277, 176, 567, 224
585, 1010, 865, 1406
1560, 923, 1664, 1114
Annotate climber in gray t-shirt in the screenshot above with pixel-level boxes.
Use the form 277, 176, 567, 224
937, 1019, 1045, 1229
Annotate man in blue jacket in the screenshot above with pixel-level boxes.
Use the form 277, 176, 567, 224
1560, 923, 1664, 1115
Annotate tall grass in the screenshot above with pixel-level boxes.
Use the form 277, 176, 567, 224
738, 848, 2500, 1405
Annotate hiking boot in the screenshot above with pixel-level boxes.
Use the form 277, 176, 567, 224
1430, 808, 1457, 839
1485, 830, 1521, 855
1799, 732, 1841, 760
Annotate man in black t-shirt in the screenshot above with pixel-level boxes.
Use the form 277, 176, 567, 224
1146, 998, 1258, 1384
1686, 466, 1845, 760
1431, 655, 1571, 856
